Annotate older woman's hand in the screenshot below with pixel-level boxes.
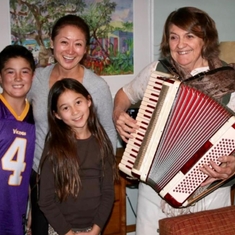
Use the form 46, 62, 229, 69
113, 109, 139, 143
200, 155, 235, 186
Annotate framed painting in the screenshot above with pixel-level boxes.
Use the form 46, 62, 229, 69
1, 0, 152, 96
10, 0, 134, 76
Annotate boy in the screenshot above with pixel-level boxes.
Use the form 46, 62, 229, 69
0, 45, 36, 235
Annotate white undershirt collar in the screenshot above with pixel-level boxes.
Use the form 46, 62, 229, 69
190, 66, 209, 76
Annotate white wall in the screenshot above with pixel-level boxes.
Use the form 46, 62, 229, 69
0, 0, 153, 98
153, 0, 235, 60
0, 0, 11, 50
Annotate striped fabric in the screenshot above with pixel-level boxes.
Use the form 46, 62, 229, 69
159, 206, 235, 235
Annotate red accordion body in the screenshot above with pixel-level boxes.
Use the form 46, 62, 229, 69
119, 71, 235, 208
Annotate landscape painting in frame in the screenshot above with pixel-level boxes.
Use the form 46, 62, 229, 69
10, 0, 134, 76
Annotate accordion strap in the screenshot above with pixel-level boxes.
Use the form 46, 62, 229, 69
159, 59, 235, 103
159, 59, 180, 78
186, 66, 234, 80
159, 58, 234, 79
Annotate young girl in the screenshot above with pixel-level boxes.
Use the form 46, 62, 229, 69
38, 78, 116, 235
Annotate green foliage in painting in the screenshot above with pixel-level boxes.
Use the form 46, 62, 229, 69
10, 0, 134, 75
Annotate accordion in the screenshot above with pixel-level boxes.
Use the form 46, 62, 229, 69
119, 70, 235, 208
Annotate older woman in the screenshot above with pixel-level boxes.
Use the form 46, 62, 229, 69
113, 7, 235, 235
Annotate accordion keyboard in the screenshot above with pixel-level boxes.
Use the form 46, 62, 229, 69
118, 71, 177, 178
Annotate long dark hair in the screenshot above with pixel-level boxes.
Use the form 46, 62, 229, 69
51, 14, 90, 46
41, 78, 116, 201
160, 7, 219, 60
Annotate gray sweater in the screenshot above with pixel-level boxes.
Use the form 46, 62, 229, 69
27, 64, 116, 172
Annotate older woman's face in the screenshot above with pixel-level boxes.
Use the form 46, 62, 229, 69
169, 24, 205, 71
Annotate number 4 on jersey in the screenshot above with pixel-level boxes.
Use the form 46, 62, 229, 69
1, 137, 27, 186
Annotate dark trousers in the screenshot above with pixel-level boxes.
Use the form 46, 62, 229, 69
30, 169, 48, 235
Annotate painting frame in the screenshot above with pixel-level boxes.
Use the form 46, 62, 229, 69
103, 0, 153, 96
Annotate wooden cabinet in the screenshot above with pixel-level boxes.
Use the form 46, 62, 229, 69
103, 148, 126, 235
103, 173, 126, 235
103, 148, 137, 235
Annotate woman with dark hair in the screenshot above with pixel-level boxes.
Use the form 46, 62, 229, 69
38, 78, 116, 235
27, 14, 116, 234
113, 7, 235, 234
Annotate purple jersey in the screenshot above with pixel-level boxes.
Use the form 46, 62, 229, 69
0, 94, 35, 235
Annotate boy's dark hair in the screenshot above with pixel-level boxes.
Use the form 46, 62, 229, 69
0, 45, 36, 72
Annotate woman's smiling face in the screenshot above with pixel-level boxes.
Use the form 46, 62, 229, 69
169, 24, 205, 71
51, 25, 87, 71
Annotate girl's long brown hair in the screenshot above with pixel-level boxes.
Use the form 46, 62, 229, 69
40, 78, 116, 201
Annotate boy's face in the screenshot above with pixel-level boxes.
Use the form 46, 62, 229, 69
0, 57, 34, 100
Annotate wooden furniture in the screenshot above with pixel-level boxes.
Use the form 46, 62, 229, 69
103, 148, 137, 235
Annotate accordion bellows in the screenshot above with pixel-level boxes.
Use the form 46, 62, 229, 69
119, 71, 235, 208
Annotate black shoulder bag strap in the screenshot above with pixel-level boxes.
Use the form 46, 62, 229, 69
158, 59, 180, 78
